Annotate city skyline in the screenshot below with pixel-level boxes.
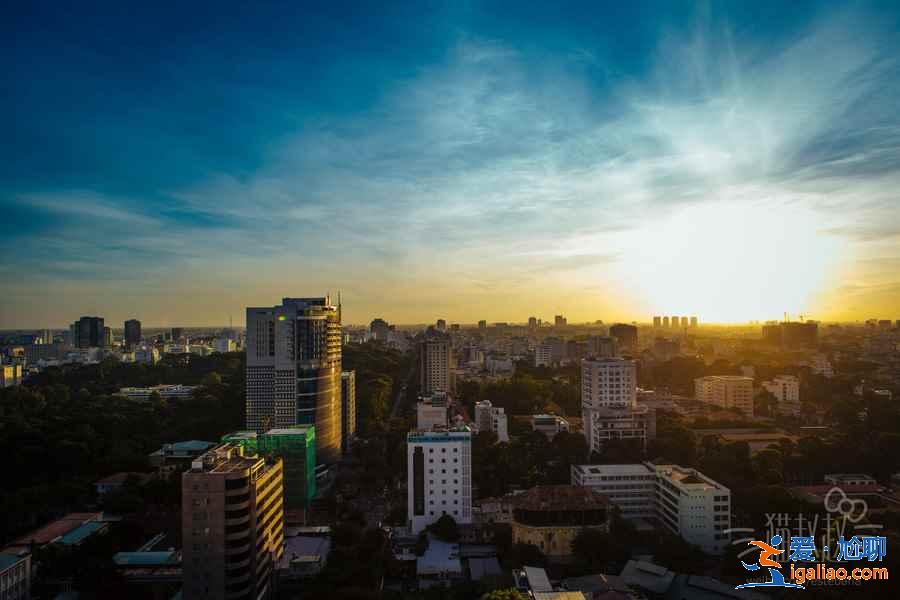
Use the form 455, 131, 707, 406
4, 2, 900, 328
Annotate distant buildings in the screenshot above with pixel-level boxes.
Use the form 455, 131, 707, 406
690, 316, 698, 327
762, 321, 818, 349
407, 426, 472, 534
582, 358, 655, 453
653, 316, 662, 328
478, 320, 487, 330
213, 337, 236, 353
608, 323, 637, 351
0, 364, 22, 387
370, 318, 391, 341
118, 384, 197, 400
181, 443, 284, 600
435, 319, 447, 331
534, 343, 552, 367
572, 462, 731, 555
418, 330, 452, 395
124, 319, 142, 346
694, 376, 754, 418
554, 315, 567, 327
528, 316, 538, 329
71, 316, 105, 348
762, 375, 801, 416
246, 296, 342, 467
341, 371, 356, 453
510, 486, 610, 558
588, 336, 617, 359
171, 327, 184, 342
532, 414, 569, 439
474, 400, 509, 442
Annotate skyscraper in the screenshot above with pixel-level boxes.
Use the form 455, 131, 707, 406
71, 316, 105, 348
370, 318, 390, 341
581, 358, 655, 453
435, 319, 447, 331
680, 316, 689, 328
246, 296, 343, 467
124, 319, 141, 346
478, 320, 487, 330
171, 327, 184, 341
528, 316, 538, 329
341, 370, 356, 453
662, 316, 670, 328
181, 443, 284, 600
653, 316, 661, 328
407, 425, 472, 534
417, 330, 451, 395
690, 316, 698, 327
554, 315, 567, 327
609, 323, 637, 351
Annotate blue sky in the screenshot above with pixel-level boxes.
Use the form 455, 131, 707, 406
3, 1, 900, 326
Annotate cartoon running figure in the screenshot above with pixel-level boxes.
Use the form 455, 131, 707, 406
735, 535, 804, 589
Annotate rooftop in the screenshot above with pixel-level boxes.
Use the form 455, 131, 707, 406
0, 553, 26, 571
5, 512, 103, 550
113, 551, 178, 567
575, 463, 655, 476
58, 521, 108, 546
513, 485, 610, 512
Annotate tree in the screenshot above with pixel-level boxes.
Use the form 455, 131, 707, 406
481, 590, 526, 600
429, 514, 460, 542
202, 371, 222, 387
571, 528, 619, 570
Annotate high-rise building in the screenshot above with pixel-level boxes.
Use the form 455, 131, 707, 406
71, 316, 105, 348
690, 316, 698, 328
370, 318, 390, 341
694, 376, 754, 417
761, 321, 818, 349
124, 319, 142, 346
435, 319, 447, 331
39, 329, 53, 344
407, 426, 472, 534
762, 375, 801, 416
171, 327, 184, 341
662, 316, 670, 328
609, 323, 637, 351
588, 336, 617, 359
572, 462, 731, 555
534, 343, 552, 367
652, 316, 661, 328
417, 330, 451, 395
554, 315, 567, 327
528, 316, 538, 329
581, 358, 655, 453
670, 316, 679, 329
680, 316, 689, 328
474, 400, 509, 442
246, 296, 342, 467
478, 320, 487, 330
341, 371, 356, 452
416, 393, 449, 430
182, 443, 284, 600
0, 364, 23, 387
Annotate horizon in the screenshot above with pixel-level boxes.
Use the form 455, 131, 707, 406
3, 1, 900, 328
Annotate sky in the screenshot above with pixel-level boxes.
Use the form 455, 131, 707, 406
3, 1, 900, 327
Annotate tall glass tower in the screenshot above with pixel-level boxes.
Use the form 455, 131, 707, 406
246, 296, 342, 467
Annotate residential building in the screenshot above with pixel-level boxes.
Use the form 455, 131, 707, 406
71, 316, 105, 348
662, 317, 670, 328
417, 330, 451, 395
528, 317, 538, 329
478, 320, 487, 330
0, 553, 31, 600
653, 316, 661, 328
572, 462, 731, 555
124, 319, 142, 346
690, 316, 698, 327
534, 343, 552, 367
680, 317, 689, 328
246, 296, 342, 467
510, 486, 610, 558
435, 319, 447, 331
118, 384, 198, 400
407, 426, 472, 534
652, 338, 679, 361
762, 375, 801, 416
474, 400, 509, 442
694, 376, 754, 418
149, 440, 218, 473
582, 358, 655, 452
0, 364, 22, 387
181, 443, 284, 600
588, 336, 617, 359
416, 393, 449, 431
608, 324, 637, 351
554, 315, 567, 327
369, 318, 390, 341
532, 414, 569, 439
341, 371, 356, 453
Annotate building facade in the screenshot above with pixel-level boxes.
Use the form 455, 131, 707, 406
124, 319, 142, 346
340, 371, 356, 453
474, 400, 509, 442
571, 464, 656, 519
609, 324, 637, 351
71, 316, 105, 348
510, 486, 610, 558
246, 297, 342, 467
181, 443, 284, 600
0, 553, 31, 600
416, 393, 449, 432
762, 375, 801, 416
694, 376, 754, 418
407, 427, 472, 534
532, 414, 569, 439
417, 331, 452, 395
582, 358, 655, 453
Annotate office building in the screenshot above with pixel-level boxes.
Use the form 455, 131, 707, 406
528, 316, 538, 329
124, 319, 142, 346
407, 426, 472, 534
653, 316, 661, 328
609, 323, 637, 351
478, 320, 487, 330
762, 375, 801, 416
370, 318, 390, 341
694, 376, 754, 418
417, 330, 451, 395
71, 316, 105, 348
582, 358, 655, 453
341, 371, 356, 452
0, 552, 31, 600
554, 315, 567, 327
246, 297, 342, 467
416, 393, 449, 431
510, 486, 610, 558
435, 319, 447, 331
181, 443, 284, 600
0, 364, 23, 387
532, 414, 569, 439
572, 463, 731, 555
474, 400, 509, 443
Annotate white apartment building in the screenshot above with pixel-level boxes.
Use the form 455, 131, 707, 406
572, 462, 731, 555
571, 464, 656, 519
534, 344, 552, 367
407, 427, 472, 534
581, 358, 654, 453
532, 414, 569, 439
474, 400, 509, 442
762, 375, 800, 416
694, 376, 754, 418
417, 393, 449, 431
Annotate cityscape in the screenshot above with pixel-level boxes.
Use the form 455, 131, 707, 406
3, 2, 900, 600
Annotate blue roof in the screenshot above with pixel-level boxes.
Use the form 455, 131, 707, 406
58, 522, 106, 545
113, 551, 177, 566
170, 440, 215, 451
0, 553, 25, 570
